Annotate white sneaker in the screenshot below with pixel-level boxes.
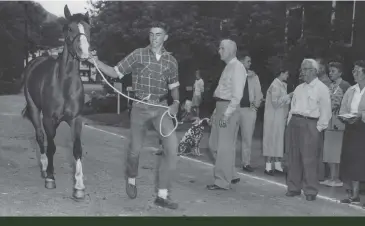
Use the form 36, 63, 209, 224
320, 179, 331, 186
326, 180, 343, 187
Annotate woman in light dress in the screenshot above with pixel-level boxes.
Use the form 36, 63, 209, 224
321, 62, 351, 187
262, 66, 293, 176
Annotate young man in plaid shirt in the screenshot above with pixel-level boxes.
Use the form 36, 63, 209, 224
88, 22, 180, 209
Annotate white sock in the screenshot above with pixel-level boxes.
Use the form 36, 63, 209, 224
128, 178, 136, 185
275, 162, 283, 172
158, 189, 168, 199
265, 162, 272, 171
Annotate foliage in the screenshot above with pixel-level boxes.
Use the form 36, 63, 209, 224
0, 1, 63, 82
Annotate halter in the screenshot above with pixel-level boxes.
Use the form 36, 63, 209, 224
65, 32, 89, 61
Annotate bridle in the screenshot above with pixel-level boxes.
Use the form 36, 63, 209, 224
65, 31, 89, 61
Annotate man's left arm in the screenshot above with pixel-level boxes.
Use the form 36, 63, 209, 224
317, 86, 332, 132
252, 74, 263, 110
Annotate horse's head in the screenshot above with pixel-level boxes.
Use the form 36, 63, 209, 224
63, 5, 90, 61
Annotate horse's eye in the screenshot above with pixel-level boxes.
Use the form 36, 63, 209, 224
68, 27, 72, 32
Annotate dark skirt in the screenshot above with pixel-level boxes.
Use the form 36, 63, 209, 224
339, 120, 365, 182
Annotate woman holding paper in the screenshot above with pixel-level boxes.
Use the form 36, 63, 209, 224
338, 60, 365, 206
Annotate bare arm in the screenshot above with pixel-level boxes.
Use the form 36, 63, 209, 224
89, 58, 120, 79
89, 49, 138, 80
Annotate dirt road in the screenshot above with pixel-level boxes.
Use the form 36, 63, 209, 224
0, 94, 364, 216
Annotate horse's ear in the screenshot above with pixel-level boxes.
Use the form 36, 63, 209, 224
84, 11, 90, 24
64, 5, 71, 20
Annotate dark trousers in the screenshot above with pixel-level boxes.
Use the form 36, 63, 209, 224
285, 115, 322, 196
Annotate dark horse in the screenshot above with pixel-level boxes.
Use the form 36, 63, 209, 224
21, 5, 90, 200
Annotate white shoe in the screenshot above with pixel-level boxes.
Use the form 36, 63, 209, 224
326, 180, 343, 187
319, 179, 331, 186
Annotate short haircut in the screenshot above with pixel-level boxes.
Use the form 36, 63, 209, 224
221, 39, 237, 54
276, 65, 290, 76
303, 58, 319, 72
354, 60, 365, 73
150, 21, 169, 34
328, 62, 343, 73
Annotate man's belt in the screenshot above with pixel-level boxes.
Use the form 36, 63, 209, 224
134, 94, 167, 103
214, 97, 230, 102
292, 114, 318, 120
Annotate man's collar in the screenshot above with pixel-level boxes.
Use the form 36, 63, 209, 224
306, 77, 319, 87
227, 57, 238, 65
147, 45, 171, 55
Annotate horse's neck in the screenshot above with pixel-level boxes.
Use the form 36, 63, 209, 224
58, 44, 79, 81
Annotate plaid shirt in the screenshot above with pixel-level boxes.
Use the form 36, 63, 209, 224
114, 45, 179, 102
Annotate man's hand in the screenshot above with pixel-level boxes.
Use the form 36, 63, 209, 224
87, 55, 98, 65
219, 115, 229, 128
340, 113, 362, 124
346, 113, 361, 124
168, 101, 179, 117
250, 102, 258, 111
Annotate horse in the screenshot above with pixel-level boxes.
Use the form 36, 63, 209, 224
21, 5, 91, 200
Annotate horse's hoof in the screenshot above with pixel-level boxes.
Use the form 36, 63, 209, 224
45, 178, 56, 189
72, 189, 85, 200
41, 171, 47, 179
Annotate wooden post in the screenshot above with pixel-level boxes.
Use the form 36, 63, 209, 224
300, 5, 305, 39
349, 0, 356, 47
284, 4, 290, 56
22, 2, 29, 66
114, 82, 123, 114
117, 93, 120, 114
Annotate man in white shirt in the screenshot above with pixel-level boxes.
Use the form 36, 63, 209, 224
284, 58, 332, 201
192, 70, 204, 119
207, 39, 247, 190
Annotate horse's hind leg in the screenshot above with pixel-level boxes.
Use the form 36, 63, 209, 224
67, 116, 85, 200
42, 116, 58, 189
25, 99, 48, 178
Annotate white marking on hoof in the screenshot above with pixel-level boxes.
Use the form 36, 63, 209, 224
74, 159, 85, 190
40, 154, 48, 172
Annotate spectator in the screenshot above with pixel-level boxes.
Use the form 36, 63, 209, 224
206, 39, 246, 190
285, 58, 332, 201
321, 62, 351, 187
192, 70, 204, 119
262, 66, 293, 176
235, 54, 263, 172
338, 60, 365, 207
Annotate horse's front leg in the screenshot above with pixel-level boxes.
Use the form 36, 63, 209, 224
68, 116, 85, 200
42, 117, 58, 189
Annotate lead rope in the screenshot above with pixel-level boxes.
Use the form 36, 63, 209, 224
91, 58, 178, 137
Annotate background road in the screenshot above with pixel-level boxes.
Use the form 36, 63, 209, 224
0, 94, 364, 216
